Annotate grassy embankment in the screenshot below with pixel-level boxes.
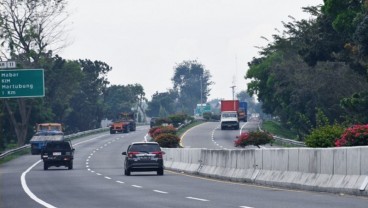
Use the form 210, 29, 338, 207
0, 148, 30, 165
262, 120, 300, 146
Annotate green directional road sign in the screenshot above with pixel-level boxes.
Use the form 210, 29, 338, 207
0, 69, 45, 98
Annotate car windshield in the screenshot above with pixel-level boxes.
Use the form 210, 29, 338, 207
222, 113, 237, 118
129, 144, 160, 152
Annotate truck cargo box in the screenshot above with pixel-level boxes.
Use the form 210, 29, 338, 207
220, 100, 239, 112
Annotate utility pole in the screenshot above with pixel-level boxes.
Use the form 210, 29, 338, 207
230, 85, 236, 100
200, 75, 203, 116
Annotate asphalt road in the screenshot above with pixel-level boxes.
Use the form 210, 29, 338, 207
182, 117, 271, 149
1, 125, 368, 208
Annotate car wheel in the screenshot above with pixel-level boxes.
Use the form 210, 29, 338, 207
157, 168, 164, 176
68, 161, 73, 170
124, 168, 131, 176
43, 162, 48, 170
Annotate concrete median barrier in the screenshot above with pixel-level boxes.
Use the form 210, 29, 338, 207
163, 146, 368, 196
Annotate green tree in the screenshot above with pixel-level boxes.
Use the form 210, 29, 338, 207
172, 60, 213, 115
246, 3, 368, 137
0, 0, 68, 146
104, 84, 146, 121
146, 90, 178, 117
65, 60, 111, 132
44, 56, 83, 122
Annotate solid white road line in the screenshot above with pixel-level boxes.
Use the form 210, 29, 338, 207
21, 160, 56, 208
21, 134, 109, 208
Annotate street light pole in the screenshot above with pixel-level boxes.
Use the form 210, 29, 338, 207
230, 85, 236, 100
200, 75, 203, 116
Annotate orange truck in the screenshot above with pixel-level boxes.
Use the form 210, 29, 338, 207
110, 112, 136, 134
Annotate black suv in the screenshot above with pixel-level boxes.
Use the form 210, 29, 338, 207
41, 141, 75, 170
122, 142, 165, 176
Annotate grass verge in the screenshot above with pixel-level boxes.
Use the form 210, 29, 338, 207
262, 120, 298, 140
0, 148, 31, 165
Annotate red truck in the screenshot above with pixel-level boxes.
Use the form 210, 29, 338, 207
220, 100, 248, 122
220, 100, 240, 130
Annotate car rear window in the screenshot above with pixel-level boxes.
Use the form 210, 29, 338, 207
129, 144, 160, 152
46, 142, 71, 150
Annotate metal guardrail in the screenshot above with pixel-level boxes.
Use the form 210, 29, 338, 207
0, 127, 110, 160
0, 144, 30, 160
273, 135, 306, 147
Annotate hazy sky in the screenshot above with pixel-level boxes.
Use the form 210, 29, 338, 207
61, 0, 323, 101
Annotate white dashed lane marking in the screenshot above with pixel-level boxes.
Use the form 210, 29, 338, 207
153, 190, 168, 194
186, 197, 209, 202
132, 185, 142, 188
105, 177, 111, 180
116, 181, 125, 184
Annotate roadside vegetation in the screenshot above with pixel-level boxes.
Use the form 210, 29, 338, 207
262, 120, 299, 141
148, 113, 199, 148
246, 2, 368, 147
0, 148, 30, 165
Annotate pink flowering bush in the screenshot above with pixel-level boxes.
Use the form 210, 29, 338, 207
155, 133, 180, 148
234, 131, 274, 148
335, 124, 368, 147
148, 125, 177, 138
148, 125, 179, 148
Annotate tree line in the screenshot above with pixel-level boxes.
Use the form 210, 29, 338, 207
0, 0, 146, 148
0, 0, 214, 149
246, 1, 368, 139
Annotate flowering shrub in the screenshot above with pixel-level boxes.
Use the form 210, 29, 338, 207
148, 125, 177, 138
148, 125, 180, 147
305, 124, 345, 148
234, 131, 274, 148
335, 124, 368, 147
148, 126, 161, 137
154, 133, 180, 148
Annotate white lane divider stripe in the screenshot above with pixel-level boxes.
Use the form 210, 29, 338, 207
153, 190, 168, 194
132, 185, 142, 188
96, 173, 102, 176
105, 177, 111, 180
186, 197, 209, 202
21, 160, 56, 208
116, 181, 125, 184
20, 133, 112, 208
240, 206, 254, 208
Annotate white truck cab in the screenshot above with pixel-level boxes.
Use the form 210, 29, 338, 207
220, 111, 239, 130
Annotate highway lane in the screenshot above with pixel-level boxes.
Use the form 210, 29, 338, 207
182, 118, 265, 150
1, 125, 368, 207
